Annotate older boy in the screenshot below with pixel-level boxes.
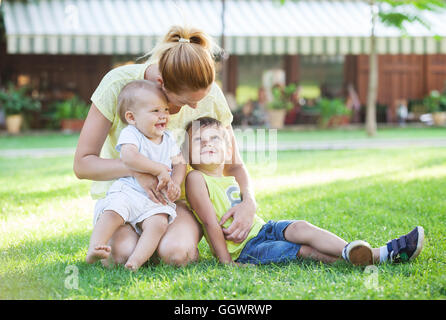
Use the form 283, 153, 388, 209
185, 117, 424, 266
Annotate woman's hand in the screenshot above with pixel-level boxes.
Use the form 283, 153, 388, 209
132, 171, 168, 205
219, 197, 257, 243
156, 167, 172, 193
165, 181, 181, 203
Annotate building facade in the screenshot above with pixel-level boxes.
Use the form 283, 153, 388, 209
1, 0, 446, 126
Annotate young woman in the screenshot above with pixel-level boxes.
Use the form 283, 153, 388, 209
74, 26, 257, 267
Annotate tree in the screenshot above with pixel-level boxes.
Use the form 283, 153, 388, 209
366, 0, 446, 136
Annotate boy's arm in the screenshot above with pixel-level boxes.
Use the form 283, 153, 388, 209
163, 153, 186, 202
120, 144, 171, 177
221, 125, 256, 243
185, 171, 233, 264
170, 152, 187, 186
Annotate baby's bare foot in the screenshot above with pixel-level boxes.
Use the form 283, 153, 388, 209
124, 258, 145, 272
86, 245, 111, 264
124, 261, 139, 272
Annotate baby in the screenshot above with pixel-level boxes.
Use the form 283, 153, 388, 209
184, 117, 424, 266
86, 80, 186, 271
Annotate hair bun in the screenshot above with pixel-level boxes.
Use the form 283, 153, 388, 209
164, 26, 211, 50
143, 25, 220, 94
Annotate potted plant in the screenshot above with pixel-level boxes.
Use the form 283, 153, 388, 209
267, 83, 297, 129
53, 96, 90, 132
317, 98, 351, 128
423, 90, 446, 126
0, 84, 41, 134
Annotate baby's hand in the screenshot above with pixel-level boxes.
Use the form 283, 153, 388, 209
156, 166, 172, 192
166, 181, 181, 202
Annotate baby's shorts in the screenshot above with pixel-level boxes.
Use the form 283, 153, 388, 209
93, 180, 177, 235
236, 220, 301, 265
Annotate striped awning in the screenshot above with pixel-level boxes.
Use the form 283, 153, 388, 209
3, 0, 446, 55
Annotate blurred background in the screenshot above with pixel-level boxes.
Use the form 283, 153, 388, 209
1, 0, 446, 135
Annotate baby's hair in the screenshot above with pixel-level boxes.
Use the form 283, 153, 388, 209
142, 25, 220, 94
117, 80, 165, 124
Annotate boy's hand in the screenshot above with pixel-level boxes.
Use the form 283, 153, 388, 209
165, 181, 181, 202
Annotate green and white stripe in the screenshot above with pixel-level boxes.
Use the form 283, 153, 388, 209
3, 0, 446, 55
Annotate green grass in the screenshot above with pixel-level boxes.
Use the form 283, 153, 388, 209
269, 126, 446, 142
0, 132, 79, 149
0, 132, 446, 299
0, 127, 445, 150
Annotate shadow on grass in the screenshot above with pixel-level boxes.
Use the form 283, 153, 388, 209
415, 156, 446, 169
0, 224, 364, 299
0, 230, 143, 299
1, 167, 445, 299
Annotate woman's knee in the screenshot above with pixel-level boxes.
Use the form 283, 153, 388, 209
155, 201, 201, 266
157, 242, 199, 266
109, 225, 138, 265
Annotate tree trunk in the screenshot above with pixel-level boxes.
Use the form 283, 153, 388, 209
366, 0, 378, 137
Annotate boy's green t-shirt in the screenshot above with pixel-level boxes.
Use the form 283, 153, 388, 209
190, 171, 265, 260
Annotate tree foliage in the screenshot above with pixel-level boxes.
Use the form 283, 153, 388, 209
377, 0, 446, 36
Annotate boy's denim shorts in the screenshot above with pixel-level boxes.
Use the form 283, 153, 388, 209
236, 220, 301, 265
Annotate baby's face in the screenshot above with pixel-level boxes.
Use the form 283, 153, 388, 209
132, 90, 169, 139
189, 125, 230, 167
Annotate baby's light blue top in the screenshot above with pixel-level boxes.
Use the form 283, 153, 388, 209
115, 125, 181, 196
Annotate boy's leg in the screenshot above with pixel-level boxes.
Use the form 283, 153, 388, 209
284, 220, 347, 256
283, 220, 373, 265
86, 210, 125, 264
297, 245, 340, 264
125, 214, 169, 271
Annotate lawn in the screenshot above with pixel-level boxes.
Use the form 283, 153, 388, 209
0, 130, 445, 300
1, 126, 445, 150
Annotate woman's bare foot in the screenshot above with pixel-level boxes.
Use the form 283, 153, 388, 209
86, 245, 111, 264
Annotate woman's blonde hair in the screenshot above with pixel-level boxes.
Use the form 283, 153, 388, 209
144, 26, 220, 94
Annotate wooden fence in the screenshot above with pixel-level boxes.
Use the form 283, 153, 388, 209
345, 54, 446, 122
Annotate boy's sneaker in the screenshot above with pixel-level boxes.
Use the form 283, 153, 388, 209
387, 226, 424, 263
342, 240, 374, 266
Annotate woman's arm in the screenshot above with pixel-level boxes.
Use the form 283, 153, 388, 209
185, 171, 233, 264
170, 153, 187, 186
162, 154, 186, 202
220, 125, 257, 243
73, 103, 131, 181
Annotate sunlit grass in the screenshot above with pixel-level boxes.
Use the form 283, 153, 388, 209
1, 145, 445, 299
1, 127, 445, 150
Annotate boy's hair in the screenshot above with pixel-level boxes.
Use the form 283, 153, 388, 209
185, 116, 223, 134
117, 80, 165, 124
183, 117, 232, 165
